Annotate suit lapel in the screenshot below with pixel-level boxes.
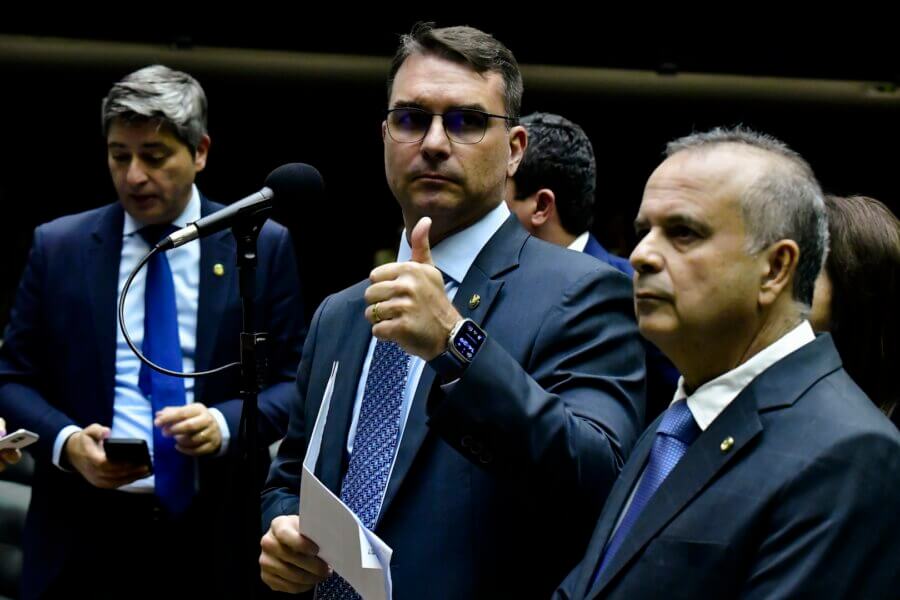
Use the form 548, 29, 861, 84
589, 397, 762, 597
377, 215, 524, 521
377, 261, 505, 520
572, 421, 657, 599
87, 204, 125, 418
317, 291, 373, 495
194, 198, 235, 400
586, 334, 841, 598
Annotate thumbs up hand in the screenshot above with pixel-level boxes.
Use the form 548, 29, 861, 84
365, 217, 462, 360
409, 216, 434, 265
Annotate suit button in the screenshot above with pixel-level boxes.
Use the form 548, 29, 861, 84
479, 452, 493, 464
461, 435, 473, 448
469, 441, 483, 454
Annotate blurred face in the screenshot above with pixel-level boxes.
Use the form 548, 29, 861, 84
809, 270, 833, 331
630, 149, 768, 365
504, 179, 538, 234
107, 119, 209, 225
384, 53, 526, 242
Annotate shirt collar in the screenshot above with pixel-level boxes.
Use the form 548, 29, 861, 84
123, 184, 201, 236
568, 231, 590, 252
397, 202, 510, 284
674, 320, 816, 430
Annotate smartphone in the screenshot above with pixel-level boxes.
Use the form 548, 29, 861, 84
104, 438, 153, 472
0, 428, 39, 451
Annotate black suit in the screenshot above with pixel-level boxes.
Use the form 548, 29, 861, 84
263, 216, 647, 599
0, 199, 304, 599
555, 334, 900, 599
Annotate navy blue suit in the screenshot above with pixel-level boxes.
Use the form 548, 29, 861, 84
583, 234, 679, 423
262, 216, 646, 599
0, 199, 304, 599
554, 334, 900, 599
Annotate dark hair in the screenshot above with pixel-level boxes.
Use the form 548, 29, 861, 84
387, 22, 523, 120
512, 112, 595, 234
823, 195, 900, 415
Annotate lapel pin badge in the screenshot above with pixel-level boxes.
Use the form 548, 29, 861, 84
468, 293, 481, 310
213, 263, 225, 277
720, 436, 735, 453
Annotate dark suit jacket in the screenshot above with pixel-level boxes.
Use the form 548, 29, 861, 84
0, 199, 305, 599
583, 234, 679, 423
554, 334, 900, 600
262, 215, 647, 599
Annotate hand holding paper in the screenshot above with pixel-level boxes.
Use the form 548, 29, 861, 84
259, 362, 394, 600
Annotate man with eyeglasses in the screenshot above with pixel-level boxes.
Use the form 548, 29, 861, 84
259, 23, 645, 600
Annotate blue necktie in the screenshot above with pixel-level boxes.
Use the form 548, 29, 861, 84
138, 225, 194, 516
591, 399, 701, 585
317, 339, 411, 600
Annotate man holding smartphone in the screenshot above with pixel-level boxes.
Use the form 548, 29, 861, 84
0, 65, 305, 599
0, 417, 24, 470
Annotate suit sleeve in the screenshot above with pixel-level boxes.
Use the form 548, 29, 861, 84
0, 226, 77, 463
740, 431, 900, 599
427, 266, 646, 514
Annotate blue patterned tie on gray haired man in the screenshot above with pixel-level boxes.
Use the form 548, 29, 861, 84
591, 399, 701, 587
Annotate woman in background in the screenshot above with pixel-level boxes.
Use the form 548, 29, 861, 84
810, 195, 900, 426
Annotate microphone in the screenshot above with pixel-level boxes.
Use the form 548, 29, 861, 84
159, 163, 323, 250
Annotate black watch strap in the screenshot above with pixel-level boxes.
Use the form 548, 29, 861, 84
428, 348, 467, 381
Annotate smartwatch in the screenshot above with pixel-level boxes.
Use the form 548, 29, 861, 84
428, 318, 487, 380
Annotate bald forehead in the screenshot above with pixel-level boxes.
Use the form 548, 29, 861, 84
669, 142, 793, 193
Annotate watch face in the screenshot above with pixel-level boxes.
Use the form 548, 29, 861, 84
453, 321, 486, 361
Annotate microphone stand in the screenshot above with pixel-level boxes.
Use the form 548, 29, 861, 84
232, 216, 269, 600
119, 214, 273, 600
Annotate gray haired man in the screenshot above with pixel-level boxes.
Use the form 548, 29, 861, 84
555, 126, 900, 599
0, 65, 305, 598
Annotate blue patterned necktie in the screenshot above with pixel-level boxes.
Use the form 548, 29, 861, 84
317, 339, 411, 599
591, 399, 701, 585
137, 224, 194, 516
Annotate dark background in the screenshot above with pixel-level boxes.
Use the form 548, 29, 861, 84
1, 18, 898, 326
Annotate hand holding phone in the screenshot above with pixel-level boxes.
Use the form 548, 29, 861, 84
104, 438, 153, 472
63, 425, 150, 489
0, 428, 39, 451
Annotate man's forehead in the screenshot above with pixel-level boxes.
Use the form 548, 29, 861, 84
667, 144, 772, 186
107, 119, 180, 147
389, 53, 505, 110
638, 152, 753, 222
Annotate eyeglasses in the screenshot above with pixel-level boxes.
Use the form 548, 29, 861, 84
385, 107, 516, 144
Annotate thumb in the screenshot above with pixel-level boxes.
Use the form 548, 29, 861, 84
84, 424, 111, 443
410, 217, 433, 265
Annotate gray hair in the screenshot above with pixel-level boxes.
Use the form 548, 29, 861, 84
102, 64, 208, 154
666, 126, 828, 308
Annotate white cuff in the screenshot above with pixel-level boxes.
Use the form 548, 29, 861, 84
52, 425, 83, 471
208, 407, 230, 456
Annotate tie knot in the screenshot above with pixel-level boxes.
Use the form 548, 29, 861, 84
657, 400, 701, 445
138, 224, 178, 247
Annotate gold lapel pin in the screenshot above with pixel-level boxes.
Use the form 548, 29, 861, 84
213, 263, 225, 277
468, 293, 481, 310
720, 436, 735, 453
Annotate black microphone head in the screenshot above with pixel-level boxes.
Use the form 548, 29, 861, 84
265, 163, 324, 198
